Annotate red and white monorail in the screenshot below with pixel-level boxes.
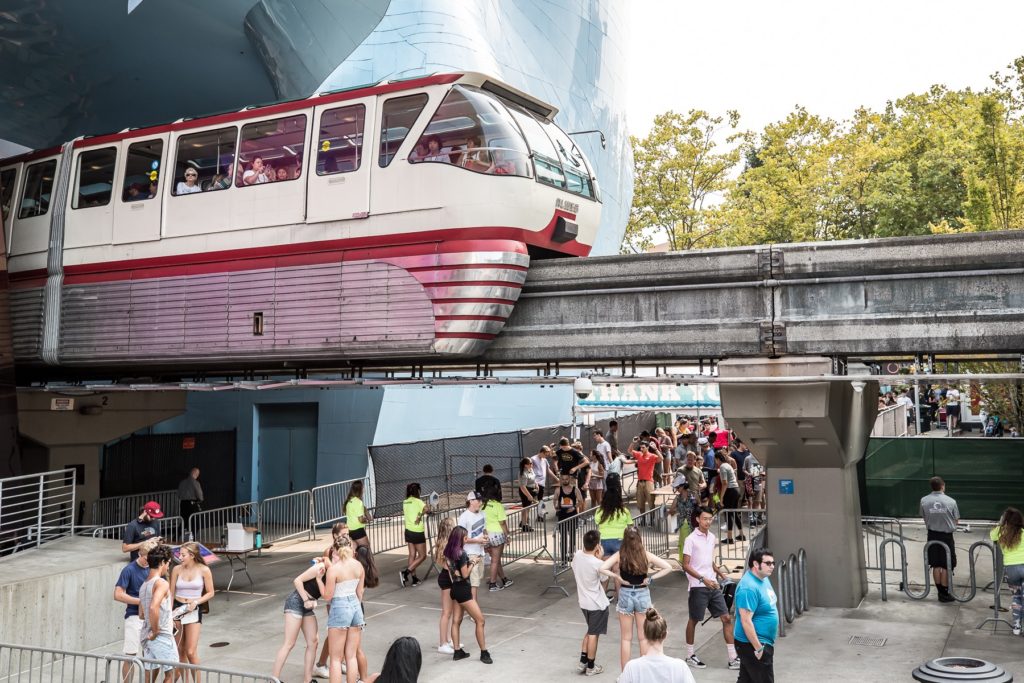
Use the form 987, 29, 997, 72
0, 72, 600, 370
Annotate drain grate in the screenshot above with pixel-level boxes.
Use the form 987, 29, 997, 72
849, 635, 887, 647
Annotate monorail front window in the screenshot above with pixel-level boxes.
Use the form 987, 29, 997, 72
18, 159, 56, 219
122, 139, 163, 202
508, 108, 566, 190
410, 86, 531, 178
379, 94, 428, 167
317, 104, 365, 175
542, 121, 595, 199
238, 114, 307, 187
0, 168, 15, 219
73, 147, 117, 209
173, 127, 237, 195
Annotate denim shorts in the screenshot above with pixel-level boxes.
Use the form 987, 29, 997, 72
616, 585, 652, 615
284, 590, 314, 618
601, 539, 621, 556
327, 595, 364, 629
142, 633, 178, 671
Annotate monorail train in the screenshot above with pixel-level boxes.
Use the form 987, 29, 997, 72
0, 73, 600, 371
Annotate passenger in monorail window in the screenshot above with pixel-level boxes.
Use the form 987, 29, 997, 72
208, 167, 231, 191
274, 167, 290, 182
242, 157, 270, 185
176, 169, 202, 194
147, 181, 158, 199
490, 148, 518, 176
422, 136, 451, 163
409, 142, 428, 162
125, 184, 146, 201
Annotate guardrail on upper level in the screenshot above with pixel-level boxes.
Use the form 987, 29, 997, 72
0, 469, 76, 560
91, 489, 178, 527
89, 515, 187, 546
871, 404, 908, 437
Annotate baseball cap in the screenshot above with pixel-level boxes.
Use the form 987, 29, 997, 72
672, 475, 689, 489
697, 437, 709, 445
466, 491, 480, 502
142, 501, 165, 518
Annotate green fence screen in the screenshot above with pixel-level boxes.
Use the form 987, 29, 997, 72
860, 437, 1024, 520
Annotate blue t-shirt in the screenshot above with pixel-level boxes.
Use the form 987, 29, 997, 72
115, 560, 151, 618
733, 570, 778, 646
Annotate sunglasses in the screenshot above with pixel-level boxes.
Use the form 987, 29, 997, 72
760, 560, 776, 567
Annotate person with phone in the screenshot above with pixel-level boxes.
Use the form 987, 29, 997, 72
443, 526, 492, 664
169, 542, 215, 678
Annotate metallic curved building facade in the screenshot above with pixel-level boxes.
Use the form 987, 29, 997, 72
0, 0, 631, 254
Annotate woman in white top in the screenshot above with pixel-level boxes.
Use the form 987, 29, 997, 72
175, 168, 202, 194
169, 542, 215, 677
242, 156, 270, 185
588, 448, 607, 507
715, 452, 744, 544
517, 457, 539, 532
618, 607, 696, 683
324, 535, 366, 683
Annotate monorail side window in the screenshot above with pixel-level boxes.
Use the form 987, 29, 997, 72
238, 114, 307, 187
0, 168, 15, 219
379, 94, 428, 167
542, 122, 595, 199
173, 127, 237, 195
410, 86, 532, 178
508, 109, 567, 190
18, 159, 57, 219
72, 147, 117, 209
122, 139, 164, 202
317, 105, 365, 175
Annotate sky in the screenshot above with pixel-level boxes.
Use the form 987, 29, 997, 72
625, 0, 1024, 137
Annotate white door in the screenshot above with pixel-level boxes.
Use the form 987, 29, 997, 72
113, 135, 168, 244
306, 96, 376, 223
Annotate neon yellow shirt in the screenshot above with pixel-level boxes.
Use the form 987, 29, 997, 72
597, 508, 632, 541
345, 498, 366, 531
484, 500, 507, 534
404, 497, 426, 532
991, 527, 1024, 565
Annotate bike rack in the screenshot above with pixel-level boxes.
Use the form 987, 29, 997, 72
775, 548, 808, 638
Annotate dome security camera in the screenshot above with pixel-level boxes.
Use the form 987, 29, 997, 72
573, 376, 594, 400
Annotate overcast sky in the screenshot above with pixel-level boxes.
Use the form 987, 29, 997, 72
625, 0, 1024, 136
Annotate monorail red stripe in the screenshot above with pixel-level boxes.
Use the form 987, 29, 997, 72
429, 298, 518, 305
421, 280, 523, 289
403, 263, 529, 273
434, 315, 508, 322
434, 332, 498, 340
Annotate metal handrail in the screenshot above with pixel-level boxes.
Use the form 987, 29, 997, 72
259, 490, 313, 545
91, 489, 178, 527
90, 515, 187, 545
0, 469, 76, 560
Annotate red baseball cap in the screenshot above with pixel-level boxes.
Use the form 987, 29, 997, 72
142, 501, 165, 518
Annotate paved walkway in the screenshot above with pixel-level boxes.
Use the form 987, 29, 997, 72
81, 527, 1023, 682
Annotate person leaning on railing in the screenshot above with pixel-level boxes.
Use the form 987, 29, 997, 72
991, 507, 1024, 635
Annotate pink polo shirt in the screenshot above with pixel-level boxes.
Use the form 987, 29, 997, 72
682, 527, 717, 588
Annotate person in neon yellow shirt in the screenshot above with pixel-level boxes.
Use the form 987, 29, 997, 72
482, 483, 512, 592
991, 507, 1024, 635
402, 483, 428, 587
344, 481, 372, 551
596, 482, 631, 557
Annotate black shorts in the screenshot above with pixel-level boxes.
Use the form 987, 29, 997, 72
946, 404, 961, 418
688, 587, 728, 621
438, 570, 453, 590
926, 530, 957, 569
349, 527, 367, 540
404, 529, 426, 544
582, 608, 609, 636
451, 580, 473, 604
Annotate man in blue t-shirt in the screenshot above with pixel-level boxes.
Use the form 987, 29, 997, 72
734, 547, 779, 682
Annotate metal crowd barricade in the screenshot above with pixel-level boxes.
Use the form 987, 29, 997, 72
861, 516, 903, 574
91, 489, 179, 527
91, 515, 187, 545
259, 490, 313, 545
188, 502, 259, 549
632, 505, 669, 559
0, 469, 76, 559
311, 477, 367, 529
365, 500, 409, 553
544, 506, 598, 596
713, 508, 767, 565
0, 642, 282, 682
501, 503, 551, 566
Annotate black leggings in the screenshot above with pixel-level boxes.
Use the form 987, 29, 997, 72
724, 488, 743, 531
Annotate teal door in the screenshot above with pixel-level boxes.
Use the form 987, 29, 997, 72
257, 404, 318, 499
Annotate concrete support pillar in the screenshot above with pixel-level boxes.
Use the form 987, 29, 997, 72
719, 356, 878, 608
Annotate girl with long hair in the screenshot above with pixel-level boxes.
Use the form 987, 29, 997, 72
343, 481, 372, 550
588, 448, 607, 508
482, 483, 512, 592
518, 457, 539, 532
992, 507, 1024, 635
444, 526, 492, 664
365, 636, 422, 683
618, 607, 695, 682
314, 524, 350, 677
433, 516, 457, 654
168, 542, 214, 681
324, 535, 366, 683
271, 556, 327, 681
401, 482, 428, 587
596, 481, 632, 558
599, 527, 673, 673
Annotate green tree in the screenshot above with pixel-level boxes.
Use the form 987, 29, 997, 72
622, 110, 745, 253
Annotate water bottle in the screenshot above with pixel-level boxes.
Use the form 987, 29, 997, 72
255, 530, 263, 549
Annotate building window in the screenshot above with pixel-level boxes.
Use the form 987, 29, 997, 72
122, 139, 164, 202
18, 159, 57, 219
379, 94, 428, 167
237, 114, 307, 187
173, 127, 237, 196
72, 147, 117, 209
410, 85, 532, 178
317, 104, 365, 175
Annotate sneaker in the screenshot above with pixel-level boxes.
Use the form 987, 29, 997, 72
722, 538, 735, 545
453, 649, 470, 661
1012, 623, 1021, 636
728, 657, 741, 670
577, 661, 588, 673
438, 642, 455, 654
489, 582, 500, 592
312, 664, 329, 678
735, 534, 746, 541
684, 655, 706, 669
399, 570, 408, 587
410, 575, 421, 587
502, 577, 514, 588
938, 592, 956, 603
585, 665, 605, 676
480, 650, 493, 664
